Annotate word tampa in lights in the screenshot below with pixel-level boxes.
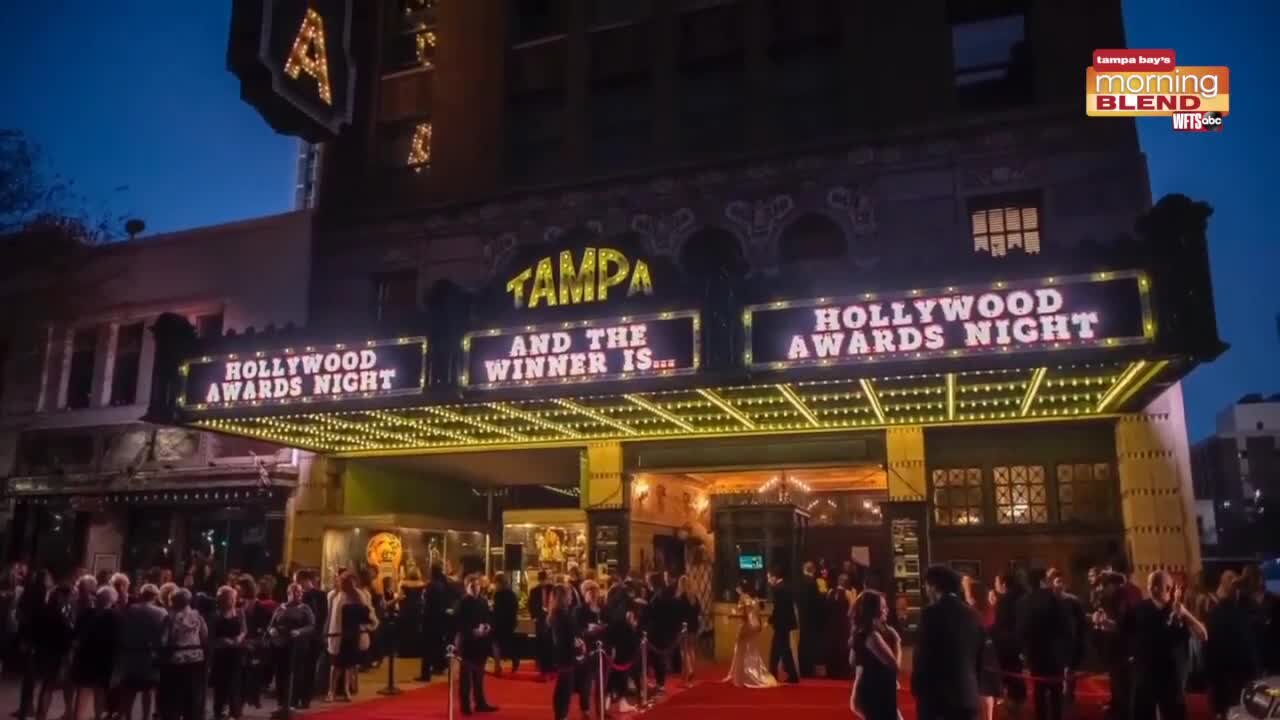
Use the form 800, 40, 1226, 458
745, 273, 1151, 370
181, 338, 428, 409
463, 311, 699, 389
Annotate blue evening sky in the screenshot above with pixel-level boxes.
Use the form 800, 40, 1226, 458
0, 2, 1276, 439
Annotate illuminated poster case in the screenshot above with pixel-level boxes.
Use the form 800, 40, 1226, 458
460, 310, 701, 390
178, 337, 428, 410
743, 271, 1153, 371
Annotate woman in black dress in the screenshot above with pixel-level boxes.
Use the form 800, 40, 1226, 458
574, 581, 607, 715
993, 572, 1028, 718
326, 573, 374, 703
966, 578, 1003, 720
673, 575, 701, 685
549, 585, 581, 720
849, 590, 900, 720
71, 586, 121, 720
210, 585, 248, 720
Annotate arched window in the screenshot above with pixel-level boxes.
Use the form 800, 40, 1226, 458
680, 226, 746, 278
778, 213, 846, 264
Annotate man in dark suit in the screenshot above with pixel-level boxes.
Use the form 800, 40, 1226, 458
912, 565, 984, 720
766, 567, 800, 684
455, 574, 499, 715
797, 561, 824, 678
419, 563, 451, 681
1050, 569, 1088, 706
528, 570, 553, 680
1020, 568, 1074, 720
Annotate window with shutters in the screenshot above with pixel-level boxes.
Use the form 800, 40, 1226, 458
993, 464, 1048, 525
110, 322, 144, 406
932, 467, 985, 527
970, 196, 1041, 257
371, 270, 419, 323
1057, 463, 1116, 524
196, 313, 224, 340
384, 0, 438, 73
65, 327, 98, 409
949, 7, 1033, 108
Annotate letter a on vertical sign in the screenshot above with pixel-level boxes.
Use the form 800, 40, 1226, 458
284, 8, 332, 104
227, 0, 356, 141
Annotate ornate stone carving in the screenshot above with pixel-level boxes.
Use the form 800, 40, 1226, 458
487, 232, 519, 272
650, 177, 677, 196
631, 208, 696, 257
961, 159, 1042, 189
725, 195, 794, 256
848, 146, 875, 165
827, 185, 880, 270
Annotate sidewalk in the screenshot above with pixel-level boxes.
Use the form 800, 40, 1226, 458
0, 657, 437, 719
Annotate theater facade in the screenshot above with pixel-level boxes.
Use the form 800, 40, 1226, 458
178, 0, 1224, 636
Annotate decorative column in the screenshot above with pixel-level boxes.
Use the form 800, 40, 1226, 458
884, 426, 929, 636
283, 453, 340, 570
583, 441, 628, 577
886, 426, 927, 501
1115, 382, 1202, 578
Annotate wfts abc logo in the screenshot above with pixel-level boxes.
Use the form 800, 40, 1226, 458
1172, 110, 1224, 132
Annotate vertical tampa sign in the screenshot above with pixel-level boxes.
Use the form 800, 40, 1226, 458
228, 0, 356, 141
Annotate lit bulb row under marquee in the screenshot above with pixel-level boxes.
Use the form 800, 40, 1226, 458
743, 271, 1153, 371
461, 311, 700, 390
179, 338, 428, 411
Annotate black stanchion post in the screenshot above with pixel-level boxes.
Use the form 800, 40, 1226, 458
379, 614, 402, 696
680, 621, 690, 681
281, 636, 297, 720
640, 631, 649, 708
446, 644, 456, 720
596, 641, 606, 720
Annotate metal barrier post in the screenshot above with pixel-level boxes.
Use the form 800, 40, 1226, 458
280, 636, 298, 720
640, 631, 649, 708
378, 614, 402, 696
680, 622, 689, 681
446, 644, 457, 720
596, 641, 606, 720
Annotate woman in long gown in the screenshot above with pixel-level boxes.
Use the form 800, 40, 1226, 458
724, 581, 778, 689
849, 590, 900, 720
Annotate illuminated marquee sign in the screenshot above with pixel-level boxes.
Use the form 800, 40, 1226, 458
505, 247, 654, 310
180, 338, 427, 410
462, 311, 699, 389
744, 272, 1152, 370
228, 0, 356, 141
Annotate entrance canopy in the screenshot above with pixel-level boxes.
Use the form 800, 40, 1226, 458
190, 359, 1174, 456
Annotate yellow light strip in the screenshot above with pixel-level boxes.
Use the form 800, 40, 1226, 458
1109, 359, 1169, 411
316, 415, 414, 448
859, 379, 886, 424
488, 402, 581, 438
1095, 361, 1147, 413
370, 410, 475, 445
945, 373, 957, 421
1019, 367, 1048, 417
697, 389, 757, 429
624, 394, 696, 432
776, 384, 820, 427
554, 399, 638, 436
426, 406, 527, 441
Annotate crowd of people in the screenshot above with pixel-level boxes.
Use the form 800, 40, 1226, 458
0, 560, 705, 720
1, 556, 1276, 720
869, 562, 1280, 720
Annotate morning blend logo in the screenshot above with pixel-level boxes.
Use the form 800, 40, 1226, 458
1086, 49, 1229, 133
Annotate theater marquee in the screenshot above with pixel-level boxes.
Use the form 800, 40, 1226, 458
179, 338, 428, 410
744, 272, 1152, 370
462, 311, 700, 390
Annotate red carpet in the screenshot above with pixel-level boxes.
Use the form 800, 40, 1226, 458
304, 668, 1213, 720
